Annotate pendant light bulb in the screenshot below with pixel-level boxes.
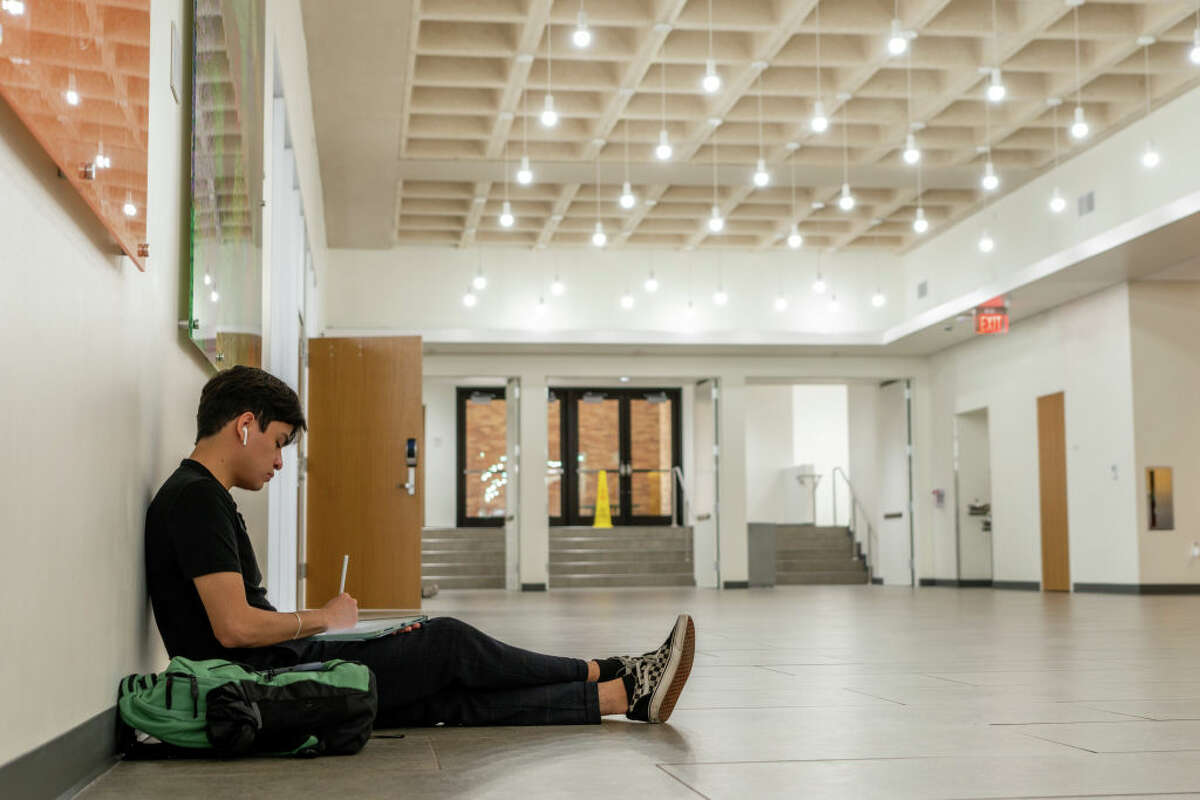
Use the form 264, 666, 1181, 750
65, 73, 80, 106
540, 94, 559, 127
1070, 105, 1089, 139
986, 68, 1007, 103
550, 276, 566, 296
752, 158, 770, 188
2, 0, 27, 15
619, 181, 636, 209
516, 155, 533, 185
1049, 187, 1067, 214
701, 58, 721, 94
887, 19, 909, 56
655, 128, 673, 161
644, 272, 659, 293
810, 100, 829, 133
1141, 140, 1160, 169
473, 272, 488, 290
499, 200, 515, 228
913, 207, 929, 234
462, 289, 478, 308
210, 289, 220, 303
773, 295, 788, 312
619, 292, 634, 310
203, 272, 212, 286
787, 226, 803, 249
838, 182, 856, 211
871, 290, 887, 308
591, 221, 607, 247
572, 11, 592, 49
827, 293, 841, 313
902, 133, 920, 165
123, 192, 137, 217
712, 288, 728, 306
707, 204, 725, 233
812, 274, 827, 295
1190, 26, 1200, 65
978, 231, 995, 253
981, 160, 999, 192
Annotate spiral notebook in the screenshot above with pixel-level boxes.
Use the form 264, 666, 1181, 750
310, 615, 429, 642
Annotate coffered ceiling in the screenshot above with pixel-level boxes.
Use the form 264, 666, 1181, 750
304, 0, 1200, 252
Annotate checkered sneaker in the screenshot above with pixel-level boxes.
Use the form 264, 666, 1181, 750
625, 614, 695, 723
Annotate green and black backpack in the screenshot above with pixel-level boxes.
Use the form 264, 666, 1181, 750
116, 657, 378, 759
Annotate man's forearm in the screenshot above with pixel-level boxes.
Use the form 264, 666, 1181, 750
233, 606, 329, 648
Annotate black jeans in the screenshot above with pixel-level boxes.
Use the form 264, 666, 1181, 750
253, 617, 600, 727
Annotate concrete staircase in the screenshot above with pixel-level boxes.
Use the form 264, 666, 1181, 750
550, 526, 695, 588
775, 524, 869, 585
421, 527, 505, 590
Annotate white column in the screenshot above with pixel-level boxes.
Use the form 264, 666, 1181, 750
517, 374, 550, 588
717, 375, 749, 586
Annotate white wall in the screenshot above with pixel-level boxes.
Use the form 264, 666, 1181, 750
0, 0, 207, 767
901, 84, 1200, 324
422, 378, 459, 528
955, 409, 993, 581
744, 386, 795, 523
322, 247, 904, 344
1129, 280, 1200, 585
847, 383, 880, 554
926, 283, 1140, 586
792, 385, 849, 526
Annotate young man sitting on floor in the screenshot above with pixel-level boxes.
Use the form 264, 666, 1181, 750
145, 366, 695, 726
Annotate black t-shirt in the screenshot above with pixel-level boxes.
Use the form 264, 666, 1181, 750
145, 459, 285, 663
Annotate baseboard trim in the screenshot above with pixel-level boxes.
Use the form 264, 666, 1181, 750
520, 582, 546, 592
992, 580, 1040, 591
0, 705, 118, 800
919, 578, 994, 588
870, 577, 883, 585
1074, 583, 1200, 595
722, 580, 749, 589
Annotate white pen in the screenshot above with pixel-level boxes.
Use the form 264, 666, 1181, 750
338, 553, 349, 594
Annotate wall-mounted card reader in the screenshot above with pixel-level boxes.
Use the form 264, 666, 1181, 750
404, 437, 418, 496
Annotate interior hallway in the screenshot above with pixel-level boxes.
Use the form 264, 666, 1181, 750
80, 586, 1200, 799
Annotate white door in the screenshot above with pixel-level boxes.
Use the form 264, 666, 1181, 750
504, 378, 521, 590
692, 379, 719, 588
877, 380, 914, 585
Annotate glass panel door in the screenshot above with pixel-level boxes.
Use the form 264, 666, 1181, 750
553, 388, 681, 526
457, 388, 508, 526
574, 393, 622, 522
629, 393, 675, 523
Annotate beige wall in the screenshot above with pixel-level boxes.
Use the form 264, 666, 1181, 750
0, 0, 211, 766
1129, 280, 1200, 584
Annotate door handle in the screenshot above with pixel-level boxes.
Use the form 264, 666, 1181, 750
403, 437, 418, 496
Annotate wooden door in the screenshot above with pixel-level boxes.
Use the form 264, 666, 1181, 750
1037, 392, 1070, 592
306, 337, 423, 609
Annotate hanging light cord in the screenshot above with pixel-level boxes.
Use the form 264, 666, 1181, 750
991, 0, 999, 69
841, 102, 849, 184
1073, 6, 1082, 106
1051, 102, 1060, 168
1143, 44, 1151, 116
757, 73, 765, 160
815, 0, 822, 102
624, 119, 630, 184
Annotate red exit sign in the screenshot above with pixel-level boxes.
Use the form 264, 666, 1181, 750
975, 312, 1009, 335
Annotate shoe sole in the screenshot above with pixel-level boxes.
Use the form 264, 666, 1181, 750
649, 614, 695, 723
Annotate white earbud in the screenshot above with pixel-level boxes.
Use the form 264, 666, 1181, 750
241, 426, 248, 446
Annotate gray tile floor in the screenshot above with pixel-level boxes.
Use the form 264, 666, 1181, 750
79, 586, 1200, 799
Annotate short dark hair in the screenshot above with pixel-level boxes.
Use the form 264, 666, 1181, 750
195, 366, 307, 445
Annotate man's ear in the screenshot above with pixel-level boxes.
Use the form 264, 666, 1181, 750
234, 411, 257, 443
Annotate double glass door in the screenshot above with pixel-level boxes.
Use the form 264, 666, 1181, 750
552, 388, 681, 526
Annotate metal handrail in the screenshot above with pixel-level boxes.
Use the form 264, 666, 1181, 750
672, 465, 689, 528
831, 467, 878, 582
